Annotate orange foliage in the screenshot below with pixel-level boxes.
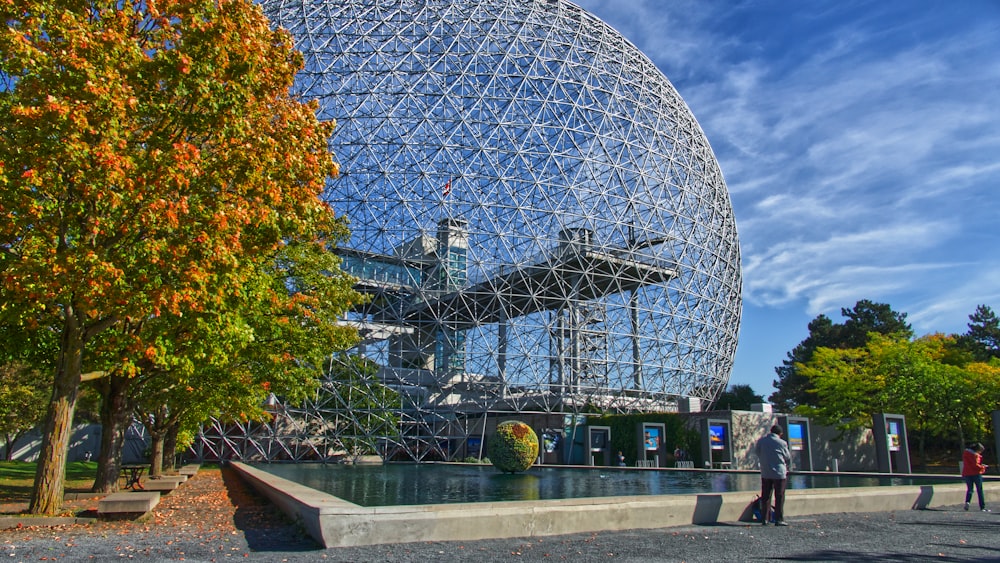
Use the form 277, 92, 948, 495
1, 0, 357, 515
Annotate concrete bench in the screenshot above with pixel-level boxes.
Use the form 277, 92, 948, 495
177, 464, 200, 477
98, 491, 160, 519
142, 475, 186, 493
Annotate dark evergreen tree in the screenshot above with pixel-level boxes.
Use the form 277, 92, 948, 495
839, 299, 913, 348
712, 384, 764, 411
770, 315, 839, 412
959, 304, 1000, 361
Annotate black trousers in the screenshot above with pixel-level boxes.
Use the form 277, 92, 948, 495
761, 477, 787, 523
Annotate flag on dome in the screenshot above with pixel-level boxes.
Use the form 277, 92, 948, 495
443, 178, 452, 196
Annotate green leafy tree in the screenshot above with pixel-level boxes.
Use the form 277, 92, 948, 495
83, 232, 363, 486
1, 0, 344, 514
0, 362, 49, 460
771, 300, 912, 411
956, 359, 1000, 443
128, 239, 363, 478
797, 346, 883, 431
769, 315, 840, 412
874, 334, 967, 467
712, 383, 764, 411
799, 333, 1000, 466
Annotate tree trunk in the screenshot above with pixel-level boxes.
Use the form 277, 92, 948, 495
29, 316, 84, 515
3, 433, 15, 461
91, 374, 133, 493
917, 429, 927, 472
148, 430, 165, 478
147, 404, 168, 478
163, 423, 180, 472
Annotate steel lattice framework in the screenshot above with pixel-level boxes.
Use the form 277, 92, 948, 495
196, 0, 741, 463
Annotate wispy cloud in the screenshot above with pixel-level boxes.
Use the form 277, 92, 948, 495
655, 5, 1000, 327
575, 0, 1000, 389
743, 221, 957, 308
907, 263, 1000, 332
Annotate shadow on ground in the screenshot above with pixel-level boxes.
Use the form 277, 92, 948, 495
221, 466, 321, 553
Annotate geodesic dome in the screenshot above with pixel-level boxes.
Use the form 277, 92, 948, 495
261, 0, 740, 416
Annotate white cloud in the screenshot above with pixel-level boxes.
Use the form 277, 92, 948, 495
687, 12, 1000, 331
742, 221, 959, 309
574, 0, 1000, 383
904, 263, 1000, 334
572, 0, 728, 78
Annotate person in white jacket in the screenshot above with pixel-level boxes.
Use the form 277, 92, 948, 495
755, 425, 792, 526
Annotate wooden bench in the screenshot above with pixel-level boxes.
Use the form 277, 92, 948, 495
98, 491, 160, 519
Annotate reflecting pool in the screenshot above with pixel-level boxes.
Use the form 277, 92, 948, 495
256, 463, 962, 507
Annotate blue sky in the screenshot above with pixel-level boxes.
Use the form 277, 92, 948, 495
574, 0, 1000, 397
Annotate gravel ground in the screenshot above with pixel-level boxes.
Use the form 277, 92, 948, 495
3, 467, 1000, 562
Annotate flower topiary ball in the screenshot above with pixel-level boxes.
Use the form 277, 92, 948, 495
488, 420, 539, 473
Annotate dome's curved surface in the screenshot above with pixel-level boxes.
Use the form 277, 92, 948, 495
263, 0, 741, 411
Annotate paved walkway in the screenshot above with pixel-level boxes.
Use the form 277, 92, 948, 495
2, 468, 999, 562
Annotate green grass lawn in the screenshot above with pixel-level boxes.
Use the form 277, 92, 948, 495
0, 461, 98, 503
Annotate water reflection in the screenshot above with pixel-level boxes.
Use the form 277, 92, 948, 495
258, 463, 961, 507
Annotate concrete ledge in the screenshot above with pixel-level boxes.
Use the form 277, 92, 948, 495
0, 516, 98, 529
177, 464, 200, 476
231, 462, 993, 548
232, 462, 359, 546
141, 476, 185, 492
98, 491, 160, 519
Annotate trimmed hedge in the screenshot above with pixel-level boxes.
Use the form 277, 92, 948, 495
489, 420, 539, 473
588, 413, 701, 467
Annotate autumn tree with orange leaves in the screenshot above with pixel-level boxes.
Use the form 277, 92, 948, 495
0, 0, 357, 514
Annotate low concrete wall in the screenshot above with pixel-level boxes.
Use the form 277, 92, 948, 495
231, 462, 993, 549
811, 425, 877, 472
232, 462, 360, 546
684, 410, 879, 472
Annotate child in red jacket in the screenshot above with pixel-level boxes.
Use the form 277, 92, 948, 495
962, 442, 989, 511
